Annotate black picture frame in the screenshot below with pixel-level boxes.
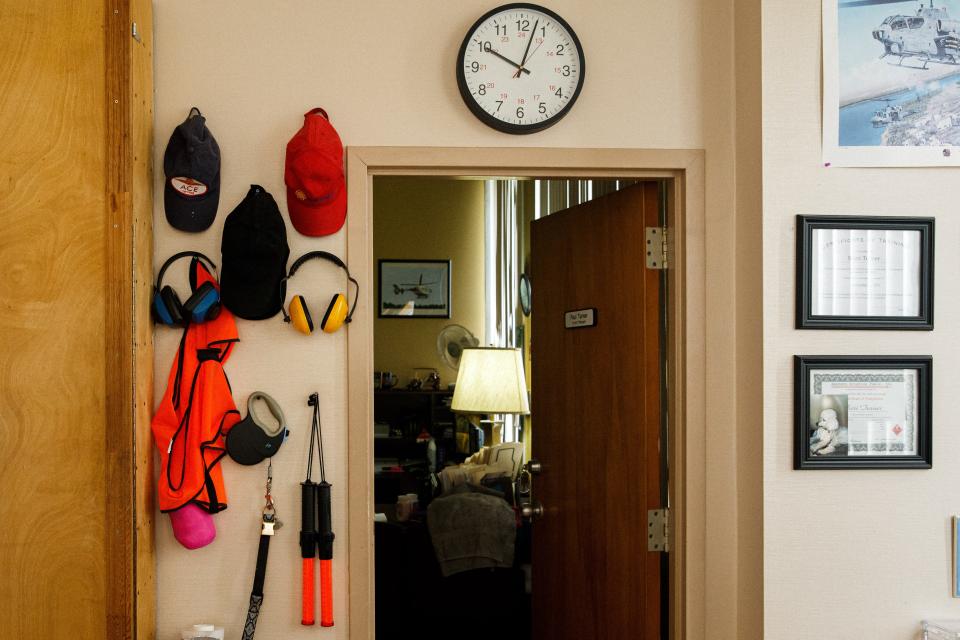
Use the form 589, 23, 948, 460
794, 355, 932, 470
378, 259, 452, 319
796, 215, 934, 330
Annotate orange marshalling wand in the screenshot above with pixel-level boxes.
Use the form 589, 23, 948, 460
300, 393, 335, 627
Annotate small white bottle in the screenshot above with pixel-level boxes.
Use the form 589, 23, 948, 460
427, 437, 437, 473
181, 624, 224, 640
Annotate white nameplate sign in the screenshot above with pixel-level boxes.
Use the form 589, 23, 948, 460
564, 308, 597, 329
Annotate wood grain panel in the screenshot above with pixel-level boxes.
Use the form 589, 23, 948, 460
106, 0, 155, 637
0, 2, 109, 638
0, 2, 152, 637
106, 0, 134, 632
129, 0, 155, 637
530, 182, 663, 639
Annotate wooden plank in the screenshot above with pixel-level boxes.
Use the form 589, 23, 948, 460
129, 0, 155, 637
106, 0, 154, 636
0, 2, 109, 638
105, 0, 135, 636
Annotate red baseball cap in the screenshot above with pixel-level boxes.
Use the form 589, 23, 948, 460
285, 108, 346, 236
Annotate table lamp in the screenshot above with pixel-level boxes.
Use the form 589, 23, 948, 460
451, 347, 530, 445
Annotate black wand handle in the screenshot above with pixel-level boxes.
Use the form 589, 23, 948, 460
300, 481, 318, 558
317, 481, 335, 559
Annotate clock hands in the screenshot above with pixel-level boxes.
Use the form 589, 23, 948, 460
479, 42, 531, 75
519, 19, 539, 68
513, 38, 545, 78
508, 19, 542, 79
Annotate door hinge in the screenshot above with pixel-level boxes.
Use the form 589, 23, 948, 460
647, 508, 669, 552
645, 227, 667, 270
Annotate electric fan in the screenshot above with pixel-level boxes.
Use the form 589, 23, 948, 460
436, 324, 479, 371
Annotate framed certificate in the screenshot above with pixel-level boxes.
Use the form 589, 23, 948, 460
796, 216, 934, 330
794, 356, 932, 470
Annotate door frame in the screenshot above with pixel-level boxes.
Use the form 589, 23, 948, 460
107, 0, 155, 637
345, 147, 706, 640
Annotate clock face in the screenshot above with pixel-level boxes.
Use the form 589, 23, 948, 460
456, 3, 585, 134
519, 273, 531, 316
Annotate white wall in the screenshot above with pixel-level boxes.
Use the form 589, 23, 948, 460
763, 2, 960, 638
152, 1, 761, 639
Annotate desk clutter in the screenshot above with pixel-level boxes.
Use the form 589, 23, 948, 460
374, 449, 532, 640
152, 106, 350, 636
373, 379, 532, 633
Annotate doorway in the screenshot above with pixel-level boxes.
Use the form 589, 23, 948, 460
369, 177, 665, 639
346, 147, 705, 640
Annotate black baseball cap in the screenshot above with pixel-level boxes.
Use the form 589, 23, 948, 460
220, 185, 290, 320
163, 107, 221, 232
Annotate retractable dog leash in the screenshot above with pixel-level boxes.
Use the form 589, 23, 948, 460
300, 392, 335, 627
241, 460, 282, 640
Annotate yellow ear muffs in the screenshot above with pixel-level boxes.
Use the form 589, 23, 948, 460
289, 295, 314, 335
320, 293, 349, 334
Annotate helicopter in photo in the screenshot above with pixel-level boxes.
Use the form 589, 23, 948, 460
847, 0, 960, 68
392, 273, 438, 299
871, 102, 904, 124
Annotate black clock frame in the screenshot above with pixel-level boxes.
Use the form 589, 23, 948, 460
456, 3, 586, 135
519, 272, 531, 315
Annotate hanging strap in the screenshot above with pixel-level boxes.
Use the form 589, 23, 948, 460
242, 462, 280, 640
241, 531, 271, 640
306, 393, 325, 483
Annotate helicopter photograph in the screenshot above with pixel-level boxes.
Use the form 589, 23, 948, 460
824, 0, 960, 165
378, 260, 451, 318
392, 273, 438, 299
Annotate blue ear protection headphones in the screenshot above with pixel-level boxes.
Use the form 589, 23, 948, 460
152, 251, 222, 327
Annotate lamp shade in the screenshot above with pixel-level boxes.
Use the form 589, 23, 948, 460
451, 347, 530, 415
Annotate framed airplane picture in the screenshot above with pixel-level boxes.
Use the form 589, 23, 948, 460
378, 259, 452, 318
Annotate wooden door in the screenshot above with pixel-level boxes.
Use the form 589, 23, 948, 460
530, 182, 663, 639
0, 2, 153, 638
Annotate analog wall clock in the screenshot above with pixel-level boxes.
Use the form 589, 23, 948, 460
519, 272, 531, 316
456, 3, 585, 134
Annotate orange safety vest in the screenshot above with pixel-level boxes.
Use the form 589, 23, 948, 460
151, 261, 240, 513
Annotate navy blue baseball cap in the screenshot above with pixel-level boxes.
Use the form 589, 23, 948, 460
163, 107, 221, 232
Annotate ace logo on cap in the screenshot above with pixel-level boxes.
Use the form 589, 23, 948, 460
284, 108, 346, 237
170, 176, 209, 198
